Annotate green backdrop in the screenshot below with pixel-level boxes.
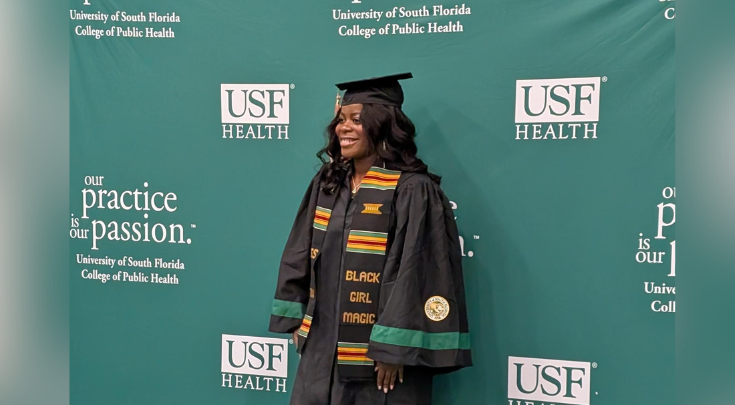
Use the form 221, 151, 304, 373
70, 0, 674, 404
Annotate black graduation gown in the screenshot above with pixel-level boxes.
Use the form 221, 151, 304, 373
269, 164, 471, 405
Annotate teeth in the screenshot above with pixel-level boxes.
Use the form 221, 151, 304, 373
340, 139, 357, 146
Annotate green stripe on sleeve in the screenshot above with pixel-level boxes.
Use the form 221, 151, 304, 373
271, 299, 305, 319
370, 325, 471, 350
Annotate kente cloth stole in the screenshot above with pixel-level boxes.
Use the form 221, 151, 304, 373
298, 164, 402, 381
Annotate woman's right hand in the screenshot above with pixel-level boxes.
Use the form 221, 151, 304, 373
292, 330, 299, 346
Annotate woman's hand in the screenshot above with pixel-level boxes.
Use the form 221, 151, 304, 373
375, 362, 403, 393
292, 330, 299, 346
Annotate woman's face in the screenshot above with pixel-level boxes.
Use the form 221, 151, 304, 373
336, 103, 372, 160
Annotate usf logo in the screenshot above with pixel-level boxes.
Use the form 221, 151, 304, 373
220, 84, 291, 140
508, 356, 591, 405
515, 77, 600, 123
514, 77, 602, 140
221, 84, 290, 124
221, 334, 289, 392
221, 334, 287, 377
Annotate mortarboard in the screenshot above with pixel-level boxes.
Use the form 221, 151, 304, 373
336, 72, 413, 108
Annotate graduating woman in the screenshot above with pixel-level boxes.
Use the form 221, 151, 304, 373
269, 73, 472, 405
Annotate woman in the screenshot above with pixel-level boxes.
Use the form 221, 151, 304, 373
269, 73, 471, 405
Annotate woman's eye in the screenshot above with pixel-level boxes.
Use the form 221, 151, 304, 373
353, 118, 361, 124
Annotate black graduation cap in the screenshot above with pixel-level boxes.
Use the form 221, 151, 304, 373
336, 72, 413, 108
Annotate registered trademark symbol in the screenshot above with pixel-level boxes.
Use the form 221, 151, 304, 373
601, 76, 608, 82
290, 84, 295, 89
289, 339, 294, 344
468, 251, 474, 257
592, 362, 598, 368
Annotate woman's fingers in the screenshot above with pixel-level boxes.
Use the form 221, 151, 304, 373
376, 363, 403, 393
376, 366, 385, 390
389, 367, 397, 390
383, 367, 394, 393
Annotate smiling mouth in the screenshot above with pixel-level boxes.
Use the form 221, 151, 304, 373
339, 138, 358, 147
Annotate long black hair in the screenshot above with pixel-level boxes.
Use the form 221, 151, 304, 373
317, 103, 440, 194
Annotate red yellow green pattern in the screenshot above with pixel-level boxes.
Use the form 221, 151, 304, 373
297, 315, 312, 338
337, 342, 373, 366
313, 206, 332, 231
346, 230, 388, 255
360, 167, 400, 190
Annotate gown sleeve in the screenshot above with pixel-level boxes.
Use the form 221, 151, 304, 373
268, 166, 323, 334
366, 176, 472, 373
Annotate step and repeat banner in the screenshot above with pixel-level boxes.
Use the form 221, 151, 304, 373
70, 0, 674, 404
